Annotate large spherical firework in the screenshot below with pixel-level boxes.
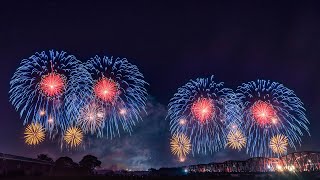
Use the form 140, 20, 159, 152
270, 134, 288, 155
167, 76, 240, 154
77, 102, 105, 136
24, 123, 45, 145
170, 133, 191, 160
66, 55, 148, 139
191, 98, 215, 123
64, 126, 83, 148
251, 100, 278, 127
40, 72, 66, 97
93, 78, 119, 103
9, 50, 83, 132
227, 129, 246, 151
237, 80, 309, 157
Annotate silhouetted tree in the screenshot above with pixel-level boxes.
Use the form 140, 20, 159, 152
79, 155, 101, 174
37, 154, 54, 163
55, 156, 78, 169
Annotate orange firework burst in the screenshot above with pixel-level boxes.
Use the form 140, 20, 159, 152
270, 134, 288, 155
251, 100, 278, 126
64, 126, 83, 148
93, 78, 119, 103
170, 133, 191, 160
227, 129, 246, 150
24, 123, 45, 145
191, 98, 215, 123
40, 73, 66, 97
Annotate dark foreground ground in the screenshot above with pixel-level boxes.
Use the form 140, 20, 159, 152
1, 173, 320, 180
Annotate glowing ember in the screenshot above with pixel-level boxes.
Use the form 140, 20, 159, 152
94, 78, 119, 102
119, 108, 127, 115
40, 73, 66, 97
191, 98, 215, 123
48, 117, 54, 124
251, 101, 277, 126
39, 110, 45, 116
179, 119, 186, 125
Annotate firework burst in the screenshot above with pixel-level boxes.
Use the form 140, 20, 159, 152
9, 50, 83, 133
237, 80, 309, 157
270, 134, 288, 155
170, 133, 191, 160
77, 102, 105, 136
64, 126, 83, 148
167, 76, 240, 154
24, 123, 45, 145
227, 129, 246, 150
66, 55, 148, 139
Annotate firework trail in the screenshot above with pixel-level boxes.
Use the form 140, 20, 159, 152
9, 50, 84, 134
167, 76, 240, 154
236, 80, 309, 157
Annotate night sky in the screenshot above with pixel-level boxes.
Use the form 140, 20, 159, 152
1, 1, 320, 170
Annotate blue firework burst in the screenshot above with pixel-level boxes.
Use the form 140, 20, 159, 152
167, 76, 240, 154
236, 79, 310, 157
9, 50, 82, 134
67, 55, 148, 138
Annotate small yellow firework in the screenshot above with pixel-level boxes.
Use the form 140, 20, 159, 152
24, 123, 45, 145
227, 129, 246, 150
64, 126, 83, 148
270, 134, 288, 155
170, 133, 191, 159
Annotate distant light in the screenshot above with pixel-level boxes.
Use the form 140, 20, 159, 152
276, 165, 283, 171
267, 165, 271, 169
120, 108, 127, 115
308, 159, 311, 163
97, 112, 104, 118
48, 117, 54, 123
179, 157, 186, 162
179, 119, 186, 125
184, 169, 188, 173
40, 110, 45, 116
289, 165, 295, 172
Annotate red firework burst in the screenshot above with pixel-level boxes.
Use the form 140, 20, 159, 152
40, 73, 66, 97
94, 78, 119, 102
251, 100, 277, 126
191, 98, 215, 123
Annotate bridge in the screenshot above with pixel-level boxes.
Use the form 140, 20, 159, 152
187, 151, 320, 173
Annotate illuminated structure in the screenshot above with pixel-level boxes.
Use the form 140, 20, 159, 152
187, 151, 320, 173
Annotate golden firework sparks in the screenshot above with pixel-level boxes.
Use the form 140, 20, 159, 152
24, 123, 45, 145
170, 133, 191, 159
270, 134, 288, 155
227, 129, 246, 150
64, 126, 83, 148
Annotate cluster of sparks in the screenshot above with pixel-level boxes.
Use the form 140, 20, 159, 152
93, 78, 119, 103
170, 133, 191, 162
168, 77, 310, 161
10, 51, 310, 158
10, 51, 148, 148
227, 129, 246, 150
64, 126, 83, 148
40, 73, 66, 97
270, 134, 288, 155
24, 123, 45, 145
77, 103, 105, 135
251, 100, 278, 127
191, 98, 215, 123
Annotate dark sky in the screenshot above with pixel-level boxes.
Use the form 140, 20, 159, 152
1, 1, 320, 170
